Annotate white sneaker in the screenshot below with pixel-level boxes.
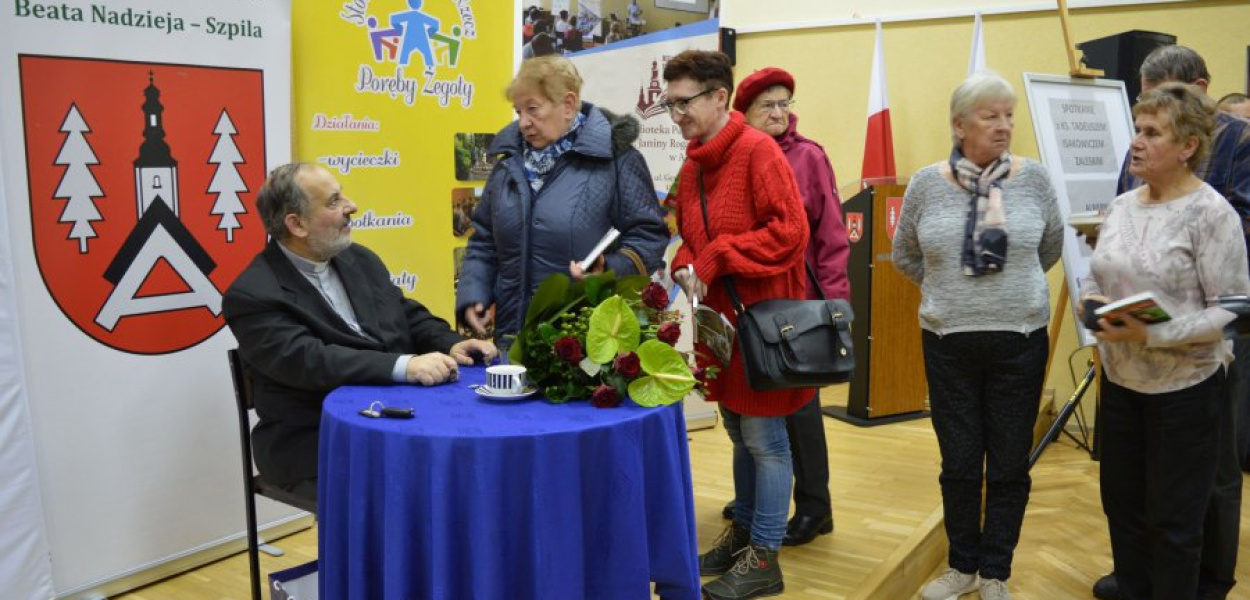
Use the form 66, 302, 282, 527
920, 568, 979, 600
979, 578, 1011, 600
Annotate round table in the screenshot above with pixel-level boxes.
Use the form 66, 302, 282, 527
317, 366, 700, 600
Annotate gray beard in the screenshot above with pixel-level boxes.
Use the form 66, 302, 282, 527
308, 233, 351, 262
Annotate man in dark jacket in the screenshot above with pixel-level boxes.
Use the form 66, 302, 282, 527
224, 163, 496, 502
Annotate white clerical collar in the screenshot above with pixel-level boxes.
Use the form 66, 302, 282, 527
277, 241, 331, 275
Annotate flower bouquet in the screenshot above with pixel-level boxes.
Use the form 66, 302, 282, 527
507, 271, 714, 407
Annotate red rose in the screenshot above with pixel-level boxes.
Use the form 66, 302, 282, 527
641, 282, 670, 310
656, 322, 681, 345
613, 351, 641, 378
554, 336, 585, 364
591, 384, 623, 408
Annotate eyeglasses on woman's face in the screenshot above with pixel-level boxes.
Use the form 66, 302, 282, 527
661, 88, 714, 116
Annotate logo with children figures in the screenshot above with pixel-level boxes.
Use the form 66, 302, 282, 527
339, 0, 477, 108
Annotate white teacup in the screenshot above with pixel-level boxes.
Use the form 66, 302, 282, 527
485, 365, 528, 394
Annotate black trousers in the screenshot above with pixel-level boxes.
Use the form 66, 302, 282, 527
785, 390, 831, 518
1201, 339, 1248, 599
922, 328, 1048, 581
1101, 370, 1224, 600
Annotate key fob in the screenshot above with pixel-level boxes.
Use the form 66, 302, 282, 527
381, 406, 415, 419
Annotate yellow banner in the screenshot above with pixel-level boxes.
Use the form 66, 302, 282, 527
294, 0, 513, 322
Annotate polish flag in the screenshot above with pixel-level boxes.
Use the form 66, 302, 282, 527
862, 20, 896, 182
968, 11, 987, 76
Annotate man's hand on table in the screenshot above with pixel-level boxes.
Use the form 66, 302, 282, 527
406, 352, 460, 385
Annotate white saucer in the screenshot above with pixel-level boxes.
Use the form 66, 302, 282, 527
474, 385, 539, 401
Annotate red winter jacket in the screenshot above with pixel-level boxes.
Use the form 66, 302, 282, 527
673, 111, 813, 416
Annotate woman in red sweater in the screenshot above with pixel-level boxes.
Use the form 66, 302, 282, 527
663, 50, 812, 600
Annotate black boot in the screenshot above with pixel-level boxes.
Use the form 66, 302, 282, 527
1092, 573, 1122, 600
722, 500, 735, 519
701, 542, 784, 600
699, 522, 751, 576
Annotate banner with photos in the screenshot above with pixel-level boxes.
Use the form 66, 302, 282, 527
568, 19, 719, 199
295, 1, 514, 324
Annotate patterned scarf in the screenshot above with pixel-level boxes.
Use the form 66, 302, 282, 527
950, 148, 1011, 276
522, 112, 585, 193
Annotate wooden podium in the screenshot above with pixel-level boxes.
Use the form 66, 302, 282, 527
823, 183, 929, 426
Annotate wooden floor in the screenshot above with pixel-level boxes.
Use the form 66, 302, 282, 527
118, 385, 1250, 599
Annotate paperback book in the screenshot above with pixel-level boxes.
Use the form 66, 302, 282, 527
1094, 291, 1172, 325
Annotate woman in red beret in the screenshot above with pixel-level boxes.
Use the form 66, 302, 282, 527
722, 67, 849, 549
663, 50, 811, 600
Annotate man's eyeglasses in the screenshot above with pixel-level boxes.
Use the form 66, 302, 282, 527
755, 99, 796, 114
661, 88, 714, 116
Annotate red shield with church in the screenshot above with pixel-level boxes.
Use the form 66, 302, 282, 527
19, 56, 268, 354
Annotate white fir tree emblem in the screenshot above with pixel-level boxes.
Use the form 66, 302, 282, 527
206, 109, 248, 242
53, 103, 104, 253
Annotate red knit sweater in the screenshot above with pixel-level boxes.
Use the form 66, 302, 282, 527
673, 111, 813, 416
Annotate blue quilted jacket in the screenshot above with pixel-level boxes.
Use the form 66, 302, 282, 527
456, 102, 669, 339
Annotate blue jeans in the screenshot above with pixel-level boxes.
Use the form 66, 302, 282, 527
720, 406, 793, 550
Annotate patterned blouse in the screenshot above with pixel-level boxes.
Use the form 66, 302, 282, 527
1081, 183, 1250, 394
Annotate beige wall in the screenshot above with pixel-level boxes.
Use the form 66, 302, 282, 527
735, 0, 1250, 410
722, 0, 1201, 32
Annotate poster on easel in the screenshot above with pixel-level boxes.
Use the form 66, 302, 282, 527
1024, 73, 1134, 347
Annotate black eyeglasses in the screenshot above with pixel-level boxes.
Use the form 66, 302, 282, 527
661, 88, 714, 115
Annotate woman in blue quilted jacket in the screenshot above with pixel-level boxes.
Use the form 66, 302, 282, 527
456, 56, 669, 343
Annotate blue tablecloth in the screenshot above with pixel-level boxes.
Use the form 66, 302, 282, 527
317, 366, 700, 600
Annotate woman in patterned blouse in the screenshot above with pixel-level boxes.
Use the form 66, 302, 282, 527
1081, 82, 1250, 600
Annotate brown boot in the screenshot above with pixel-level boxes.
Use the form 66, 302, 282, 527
701, 542, 784, 600
698, 522, 751, 576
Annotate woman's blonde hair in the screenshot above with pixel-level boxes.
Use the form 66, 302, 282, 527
507, 56, 583, 104
949, 70, 1016, 146
1133, 81, 1216, 171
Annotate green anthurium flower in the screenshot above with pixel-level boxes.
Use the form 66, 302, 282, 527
627, 339, 696, 406
586, 295, 641, 364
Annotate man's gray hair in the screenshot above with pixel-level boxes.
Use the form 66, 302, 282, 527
949, 70, 1017, 146
1139, 45, 1210, 85
255, 162, 312, 239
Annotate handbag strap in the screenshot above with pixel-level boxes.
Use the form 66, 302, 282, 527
695, 170, 824, 316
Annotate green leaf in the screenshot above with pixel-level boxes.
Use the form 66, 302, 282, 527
627, 339, 696, 406
538, 322, 560, 344
523, 274, 570, 328
614, 275, 650, 303
586, 296, 641, 363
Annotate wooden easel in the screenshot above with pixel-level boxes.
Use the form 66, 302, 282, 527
1034, 1, 1103, 460
1057, 0, 1104, 78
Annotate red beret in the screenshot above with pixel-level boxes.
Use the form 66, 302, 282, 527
733, 67, 795, 113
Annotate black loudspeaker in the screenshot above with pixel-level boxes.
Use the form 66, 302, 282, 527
719, 27, 736, 65
1077, 30, 1176, 103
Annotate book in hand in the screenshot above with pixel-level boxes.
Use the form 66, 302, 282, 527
693, 305, 735, 368
1093, 292, 1172, 327
579, 228, 620, 272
